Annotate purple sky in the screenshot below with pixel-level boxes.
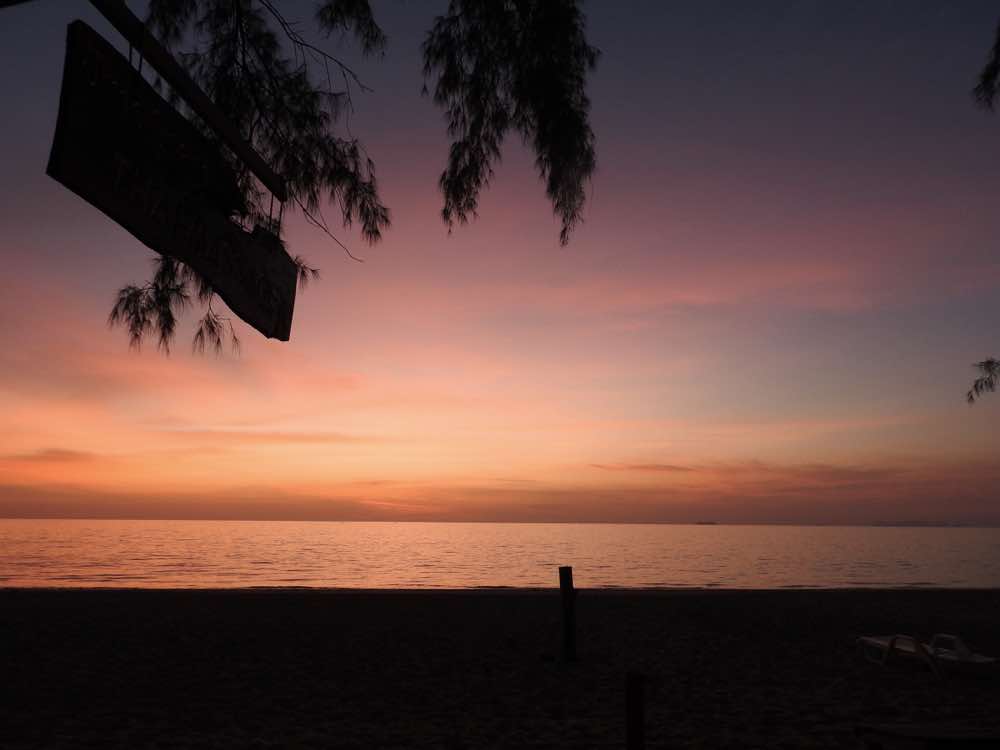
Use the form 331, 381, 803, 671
1, 1, 999, 523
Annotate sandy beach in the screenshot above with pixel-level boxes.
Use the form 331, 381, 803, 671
3, 588, 1000, 748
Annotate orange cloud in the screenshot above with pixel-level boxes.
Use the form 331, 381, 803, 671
591, 463, 695, 473
159, 429, 386, 445
4, 455, 999, 525
1, 448, 96, 463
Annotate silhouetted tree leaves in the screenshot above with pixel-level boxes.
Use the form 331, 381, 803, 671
967, 358, 1000, 404
110, 0, 598, 353
975, 19, 1000, 110
108, 256, 190, 353
968, 25, 1000, 400
192, 306, 241, 356
316, 0, 387, 56
423, 0, 598, 245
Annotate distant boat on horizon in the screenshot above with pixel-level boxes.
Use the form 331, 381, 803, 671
695, 521, 719, 525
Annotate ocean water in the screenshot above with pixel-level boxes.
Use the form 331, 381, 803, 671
1, 519, 999, 589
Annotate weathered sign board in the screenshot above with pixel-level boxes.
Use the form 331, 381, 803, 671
47, 20, 297, 341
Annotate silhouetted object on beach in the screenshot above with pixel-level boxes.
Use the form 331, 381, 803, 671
857, 633, 942, 679
3, 0, 598, 352
857, 633, 997, 679
558, 565, 577, 662
626, 672, 646, 750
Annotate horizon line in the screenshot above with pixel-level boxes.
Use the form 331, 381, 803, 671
2, 516, 997, 529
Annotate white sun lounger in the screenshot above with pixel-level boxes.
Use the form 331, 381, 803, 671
856, 633, 996, 678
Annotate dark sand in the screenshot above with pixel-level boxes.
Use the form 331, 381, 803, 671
3, 589, 1000, 748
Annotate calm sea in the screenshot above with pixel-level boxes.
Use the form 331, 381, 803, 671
1, 519, 999, 589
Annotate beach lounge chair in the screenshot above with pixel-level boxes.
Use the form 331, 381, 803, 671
857, 634, 941, 677
924, 634, 997, 677
855, 634, 996, 679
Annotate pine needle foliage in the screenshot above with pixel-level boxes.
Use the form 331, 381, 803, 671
423, 0, 599, 245
968, 23, 1000, 400
967, 358, 1000, 404
109, 0, 598, 353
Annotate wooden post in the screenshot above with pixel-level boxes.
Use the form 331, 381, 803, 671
558, 565, 576, 662
626, 672, 645, 750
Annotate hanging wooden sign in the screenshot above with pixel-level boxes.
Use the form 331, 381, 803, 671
47, 20, 297, 341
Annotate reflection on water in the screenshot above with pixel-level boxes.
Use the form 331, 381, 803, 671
1, 519, 999, 588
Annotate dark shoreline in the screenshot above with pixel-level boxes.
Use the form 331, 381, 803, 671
4, 588, 1000, 748
7, 585, 1000, 592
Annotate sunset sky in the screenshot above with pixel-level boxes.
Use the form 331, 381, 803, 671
2, 0, 1000, 524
